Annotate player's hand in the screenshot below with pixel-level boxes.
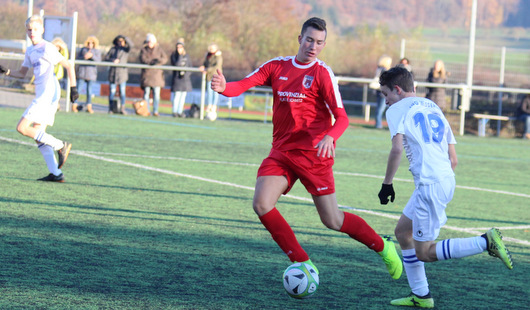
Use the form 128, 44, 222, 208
314, 135, 335, 158
70, 86, 79, 103
0, 65, 9, 75
211, 69, 226, 93
378, 183, 395, 205
149, 59, 158, 66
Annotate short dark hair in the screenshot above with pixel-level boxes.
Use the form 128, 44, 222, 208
379, 66, 415, 92
301, 17, 327, 37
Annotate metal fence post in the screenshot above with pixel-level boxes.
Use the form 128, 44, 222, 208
362, 84, 370, 122
459, 85, 470, 136
497, 46, 506, 136
200, 72, 206, 120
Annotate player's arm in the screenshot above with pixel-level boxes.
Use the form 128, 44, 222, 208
212, 68, 265, 97
315, 71, 350, 158
378, 133, 403, 204
60, 59, 76, 87
60, 58, 79, 102
0, 65, 29, 79
315, 108, 349, 158
448, 143, 458, 171
383, 133, 403, 184
211, 69, 226, 93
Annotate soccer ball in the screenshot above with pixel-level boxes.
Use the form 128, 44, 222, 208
282, 262, 319, 299
206, 110, 217, 121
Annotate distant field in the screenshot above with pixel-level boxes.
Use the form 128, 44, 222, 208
0, 107, 528, 309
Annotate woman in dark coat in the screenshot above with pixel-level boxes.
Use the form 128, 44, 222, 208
170, 40, 192, 117
105, 35, 133, 114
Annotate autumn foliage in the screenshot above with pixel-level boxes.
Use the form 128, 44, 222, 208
0, 0, 523, 77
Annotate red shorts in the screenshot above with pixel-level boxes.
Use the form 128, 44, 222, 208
257, 148, 335, 196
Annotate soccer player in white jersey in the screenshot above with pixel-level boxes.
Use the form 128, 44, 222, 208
378, 66, 513, 308
0, 15, 78, 182
211, 17, 403, 282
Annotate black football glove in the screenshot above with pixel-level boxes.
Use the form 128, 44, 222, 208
378, 183, 395, 205
70, 86, 79, 103
0, 65, 8, 75
149, 59, 158, 65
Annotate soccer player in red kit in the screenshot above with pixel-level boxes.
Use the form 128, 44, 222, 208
211, 17, 402, 279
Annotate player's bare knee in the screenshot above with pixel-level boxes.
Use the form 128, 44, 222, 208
319, 215, 342, 231
415, 250, 436, 262
394, 227, 409, 243
252, 200, 272, 217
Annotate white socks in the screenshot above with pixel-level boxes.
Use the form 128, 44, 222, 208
436, 236, 487, 260
402, 237, 488, 297
34, 129, 64, 151
38, 143, 61, 175
402, 248, 429, 297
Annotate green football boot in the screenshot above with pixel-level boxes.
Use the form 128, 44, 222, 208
390, 293, 434, 308
485, 228, 514, 270
297, 259, 319, 275
378, 236, 403, 280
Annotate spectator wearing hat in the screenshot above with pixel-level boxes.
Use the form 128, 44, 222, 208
140, 33, 168, 116
170, 39, 193, 117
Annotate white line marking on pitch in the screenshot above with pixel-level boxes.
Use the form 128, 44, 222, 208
1, 136, 529, 246
81, 150, 530, 199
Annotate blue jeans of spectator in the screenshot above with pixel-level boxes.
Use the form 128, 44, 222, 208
207, 81, 219, 110
144, 86, 161, 114
518, 114, 530, 134
171, 91, 187, 115
77, 79, 94, 105
375, 92, 386, 129
109, 82, 126, 108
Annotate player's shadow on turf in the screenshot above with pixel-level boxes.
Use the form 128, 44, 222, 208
77, 182, 314, 207
4, 176, 312, 208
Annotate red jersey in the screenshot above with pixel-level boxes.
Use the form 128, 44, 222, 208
222, 56, 349, 151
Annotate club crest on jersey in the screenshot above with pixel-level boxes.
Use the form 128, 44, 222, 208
303, 75, 314, 88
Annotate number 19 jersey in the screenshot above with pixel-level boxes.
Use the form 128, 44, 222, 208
386, 97, 456, 185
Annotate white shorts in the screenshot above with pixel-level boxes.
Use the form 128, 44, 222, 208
22, 79, 60, 127
403, 176, 455, 242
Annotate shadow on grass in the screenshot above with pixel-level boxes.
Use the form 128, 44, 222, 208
1, 203, 528, 309
0, 213, 400, 309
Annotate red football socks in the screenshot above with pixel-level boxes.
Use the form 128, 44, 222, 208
259, 207, 309, 262
340, 212, 384, 252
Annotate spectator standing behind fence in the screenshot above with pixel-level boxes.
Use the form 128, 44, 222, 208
105, 35, 132, 114
170, 39, 192, 118
51, 38, 69, 90
373, 55, 392, 129
426, 60, 448, 110
75, 36, 101, 114
0, 15, 77, 182
140, 33, 168, 117
516, 94, 530, 139
199, 43, 222, 112
398, 57, 414, 79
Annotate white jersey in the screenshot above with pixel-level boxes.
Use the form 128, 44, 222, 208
386, 97, 456, 185
21, 40, 64, 126
22, 41, 64, 97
